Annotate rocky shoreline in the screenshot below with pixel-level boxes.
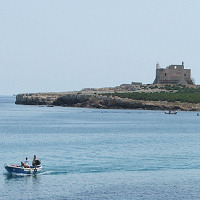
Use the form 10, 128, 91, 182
15, 83, 200, 111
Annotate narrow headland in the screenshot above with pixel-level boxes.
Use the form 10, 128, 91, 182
15, 83, 200, 111
15, 62, 200, 111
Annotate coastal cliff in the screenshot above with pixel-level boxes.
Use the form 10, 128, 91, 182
15, 83, 200, 111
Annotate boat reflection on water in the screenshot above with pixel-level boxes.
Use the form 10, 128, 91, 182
4, 171, 41, 187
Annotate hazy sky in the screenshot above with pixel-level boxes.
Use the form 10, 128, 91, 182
1, 0, 200, 95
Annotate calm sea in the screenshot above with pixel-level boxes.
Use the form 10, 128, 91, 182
1, 96, 200, 200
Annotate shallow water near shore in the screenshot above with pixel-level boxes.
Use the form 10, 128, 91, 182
1, 96, 200, 199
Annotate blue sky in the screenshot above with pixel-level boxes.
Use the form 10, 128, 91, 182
1, 0, 200, 95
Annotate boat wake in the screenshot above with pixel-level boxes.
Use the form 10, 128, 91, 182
41, 170, 69, 175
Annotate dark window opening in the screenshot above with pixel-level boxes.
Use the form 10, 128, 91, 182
165, 73, 167, 76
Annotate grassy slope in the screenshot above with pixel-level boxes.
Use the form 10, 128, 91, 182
105, 85, 200, 104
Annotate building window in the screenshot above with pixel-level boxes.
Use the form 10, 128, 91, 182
165, 73, 167, 76
184, 74, 186, 76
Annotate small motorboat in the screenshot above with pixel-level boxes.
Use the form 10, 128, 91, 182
5, 164, 42, 175
164, 111, 177, 114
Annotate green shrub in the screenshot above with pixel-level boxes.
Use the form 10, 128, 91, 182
105, 91, 200, 103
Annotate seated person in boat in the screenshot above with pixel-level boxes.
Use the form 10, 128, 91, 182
32, 155, 41, 166
21, 162, 25, 167
21, 157, 30, 168
24, 157, 30, 167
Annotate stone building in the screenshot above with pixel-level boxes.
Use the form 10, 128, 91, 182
153, 62, 194, 85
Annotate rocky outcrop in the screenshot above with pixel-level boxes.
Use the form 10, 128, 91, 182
15, 92, 200, 111
15, 93, 65, 105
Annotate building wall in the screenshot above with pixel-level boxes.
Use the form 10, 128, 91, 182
153, 64, 193, 85
184, 69, 193, 84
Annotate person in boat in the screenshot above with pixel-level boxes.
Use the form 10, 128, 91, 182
24, 157, 30, 168
32, 155, 41, 166
21, 157, 30, 168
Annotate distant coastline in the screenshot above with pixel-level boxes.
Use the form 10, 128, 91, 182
15, 83, 200, 111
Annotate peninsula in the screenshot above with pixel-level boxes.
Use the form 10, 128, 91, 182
16, 62, 200, 111
15, 83, 200, 111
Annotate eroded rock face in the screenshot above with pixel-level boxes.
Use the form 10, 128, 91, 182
15, 93, 63, 105
53, 94, 91, 106
15, 94, 40, 105
15, 93, 200, 111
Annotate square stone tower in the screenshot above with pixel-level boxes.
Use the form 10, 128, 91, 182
153, 62, 193, 85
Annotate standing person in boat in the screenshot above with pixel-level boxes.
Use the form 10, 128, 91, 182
24, 157, 30, 168
32, 155, 41, 166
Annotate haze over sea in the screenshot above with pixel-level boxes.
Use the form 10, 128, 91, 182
1, 96, 200, 199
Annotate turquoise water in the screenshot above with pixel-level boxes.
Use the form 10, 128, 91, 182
1, 96, 200, 199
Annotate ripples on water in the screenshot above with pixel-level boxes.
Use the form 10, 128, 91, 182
1, 96, 200, 199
